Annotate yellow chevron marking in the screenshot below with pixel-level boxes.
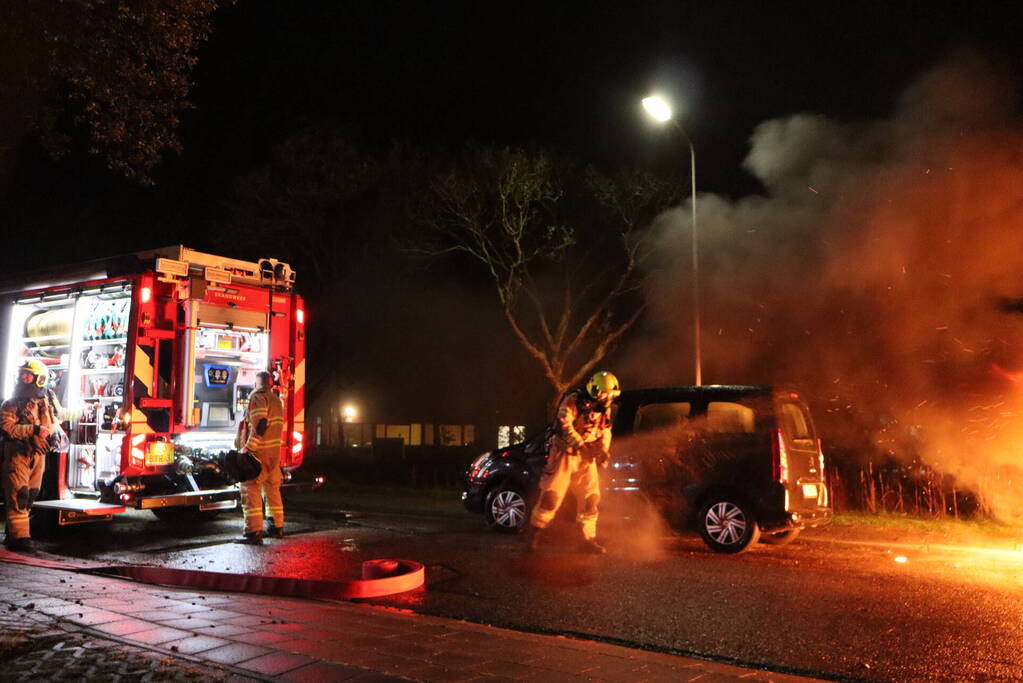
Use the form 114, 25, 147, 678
134, 344, 154, 394
131, 407, 154, 434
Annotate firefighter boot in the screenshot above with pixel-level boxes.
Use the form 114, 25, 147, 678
6, 536, 34, 553
266, 522, 284, 539
525, 525, 545, 552
579, 537, 606, 555
242, 531, 264, 545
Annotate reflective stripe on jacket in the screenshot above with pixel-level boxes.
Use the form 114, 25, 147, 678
243, 387, 284, 452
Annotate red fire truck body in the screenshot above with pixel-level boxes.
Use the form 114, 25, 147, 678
0, 246, 306, 526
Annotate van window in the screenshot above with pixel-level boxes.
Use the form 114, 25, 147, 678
634, 402, 691, 433
706, 402, 755, 433
779, 401, 815, 445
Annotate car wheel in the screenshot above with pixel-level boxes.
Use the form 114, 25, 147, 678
485, 484, 530, 533
697, 496, 761, 553
760, 528, 801, 545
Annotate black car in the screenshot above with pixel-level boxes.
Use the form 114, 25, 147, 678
462, 385, 832, 553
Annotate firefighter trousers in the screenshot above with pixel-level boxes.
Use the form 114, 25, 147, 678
530, 450, 601, 540
241, 449, 283, 534
2, 452, 43, 540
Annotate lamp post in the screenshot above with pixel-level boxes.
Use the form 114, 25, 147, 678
340, 403, 359, 448
642, 95, 701, 386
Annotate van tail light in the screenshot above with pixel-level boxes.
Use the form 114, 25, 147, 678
772, 428, 789, 483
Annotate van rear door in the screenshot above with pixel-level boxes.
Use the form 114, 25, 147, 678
774, 396, 826, 512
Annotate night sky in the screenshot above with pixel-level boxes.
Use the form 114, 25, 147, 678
3, 1, 1023, 435
188, 1, 1023, 195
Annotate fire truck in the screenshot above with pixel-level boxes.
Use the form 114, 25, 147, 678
0, 246, 307, 528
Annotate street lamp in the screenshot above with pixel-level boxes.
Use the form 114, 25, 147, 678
342, 404, 358, 423
642, 95, 701, 386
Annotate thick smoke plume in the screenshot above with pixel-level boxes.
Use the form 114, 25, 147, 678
625, 56, 1023, 522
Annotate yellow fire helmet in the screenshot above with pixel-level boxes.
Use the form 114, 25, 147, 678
18, 359, 49, 388
586, 371, 621, 401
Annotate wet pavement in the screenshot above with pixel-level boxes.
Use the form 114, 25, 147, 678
0, 596, 234, 681
0, 551, 815, 682
21, 492, 1023, 682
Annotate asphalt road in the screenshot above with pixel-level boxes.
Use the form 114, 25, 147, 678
30, 493, 1023, 683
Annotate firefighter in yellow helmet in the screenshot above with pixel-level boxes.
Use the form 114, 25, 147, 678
527, 371, 621, 554
238, 371, 285, 544
1, 360, 60, 551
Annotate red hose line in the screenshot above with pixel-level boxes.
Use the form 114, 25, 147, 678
0, 550, 425, 599
90, 559, 425, 599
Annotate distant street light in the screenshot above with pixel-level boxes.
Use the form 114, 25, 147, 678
642, 95, 701, 386
342, 404, 358, 423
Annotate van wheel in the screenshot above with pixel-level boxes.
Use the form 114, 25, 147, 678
761, 529, 801, 546
697, 496, 761, 553
485, 484, 529, 533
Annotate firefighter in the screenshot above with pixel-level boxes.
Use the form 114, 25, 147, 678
1, 360, 60, 551
527, 371, 621, 554
239, 371, 285, 544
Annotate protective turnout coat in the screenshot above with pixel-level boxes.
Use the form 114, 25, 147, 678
0, 394, 58, 540
240, 386, 285, 533
530, 390, 612, 540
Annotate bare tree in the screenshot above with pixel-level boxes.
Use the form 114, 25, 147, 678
419, 147, 679, 411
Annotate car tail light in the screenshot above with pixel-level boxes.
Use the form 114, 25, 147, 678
772, 428, 789, 483
469, 452, 491, 480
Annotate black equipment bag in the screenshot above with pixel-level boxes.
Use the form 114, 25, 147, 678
217, 450, 263, 483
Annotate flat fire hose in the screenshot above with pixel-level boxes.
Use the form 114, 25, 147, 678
0, 550, 424, 599
92, 559, 425, 599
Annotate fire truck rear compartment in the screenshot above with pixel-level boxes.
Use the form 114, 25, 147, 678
2, 247, 307, 527
5, 286, 133, 495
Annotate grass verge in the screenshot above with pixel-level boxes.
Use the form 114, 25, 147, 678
833, 511, 1022, 542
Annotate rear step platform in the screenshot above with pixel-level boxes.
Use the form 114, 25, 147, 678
32, 499, 126, 526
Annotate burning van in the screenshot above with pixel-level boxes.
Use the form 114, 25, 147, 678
0, 246, 307, 529
463, 385, 832, 553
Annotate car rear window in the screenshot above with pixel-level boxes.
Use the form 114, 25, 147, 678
706, 401, 756, 433
634, 402, 691, 432
778, 401, 816, 446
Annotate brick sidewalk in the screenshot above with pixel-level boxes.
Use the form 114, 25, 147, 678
0, 609, 236, 681
0, 558, 822, 682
